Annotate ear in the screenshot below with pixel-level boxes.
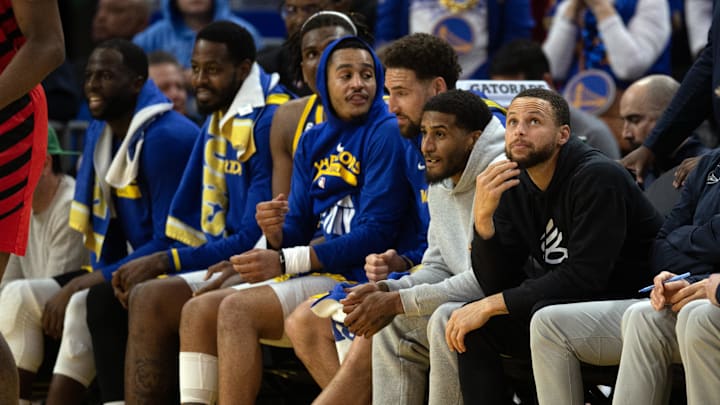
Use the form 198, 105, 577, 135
557, 124, 571, 146
468, 129, 482, 149
431, 76, 447, 96
132, 76, 145, 94
236, 59, 253, 82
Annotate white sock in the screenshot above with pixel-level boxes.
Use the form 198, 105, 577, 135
179, 352, 218, 405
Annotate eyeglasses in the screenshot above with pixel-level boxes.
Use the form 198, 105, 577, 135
280, 2, 324, 19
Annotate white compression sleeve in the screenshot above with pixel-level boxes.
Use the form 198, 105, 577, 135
179, 351, 218, 405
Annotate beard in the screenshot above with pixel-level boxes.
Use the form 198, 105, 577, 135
506, 141, 555, 169
398, 116, 421, 139
91, 92, 135, 122
424, 148, 471, 185
195, 75, 241, 116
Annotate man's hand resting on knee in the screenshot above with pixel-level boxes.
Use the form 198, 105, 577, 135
112, 252, 170, 308
342, 283, 403, 338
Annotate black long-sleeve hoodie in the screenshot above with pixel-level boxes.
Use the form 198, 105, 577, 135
471, 137, 664, 321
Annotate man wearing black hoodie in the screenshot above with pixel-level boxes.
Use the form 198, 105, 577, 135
444, 88, 664, 404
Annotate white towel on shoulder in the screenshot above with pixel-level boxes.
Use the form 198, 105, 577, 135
105, 102, 173, 189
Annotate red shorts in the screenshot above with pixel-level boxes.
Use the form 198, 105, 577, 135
0, 84, 48, 256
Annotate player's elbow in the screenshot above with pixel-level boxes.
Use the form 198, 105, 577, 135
45, 40, 66, 71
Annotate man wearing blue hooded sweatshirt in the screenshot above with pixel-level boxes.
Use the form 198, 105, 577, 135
133, 0, 262, 70
175, 36, 413, 404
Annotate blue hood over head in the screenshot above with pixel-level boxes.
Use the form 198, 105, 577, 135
315, 36, 388, 130
282, 36, 409, 281
309, 36, 395, 214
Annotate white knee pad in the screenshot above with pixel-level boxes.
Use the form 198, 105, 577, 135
53, 289, 95, 387
179, 352, 218, 405
0, 279, 60, 372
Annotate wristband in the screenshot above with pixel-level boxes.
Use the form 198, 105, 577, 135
278, 249, 286, 274
281, 246, 311, 275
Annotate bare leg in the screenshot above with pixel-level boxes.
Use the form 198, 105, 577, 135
125, 277, 192, 405
179, 288, 237, 356
0, 334, 18, 405
178, 288, 238, 405
45, 374, 85, 405
217, 286, 285, 404
285, 299, 339, 388
313, 336, 372, 405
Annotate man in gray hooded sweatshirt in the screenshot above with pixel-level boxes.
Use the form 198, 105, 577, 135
342, 89, 506, 405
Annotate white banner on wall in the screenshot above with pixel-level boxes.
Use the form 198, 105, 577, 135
456, 80, 550, 107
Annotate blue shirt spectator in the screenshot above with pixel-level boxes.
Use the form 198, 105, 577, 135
133, 0, 263, 69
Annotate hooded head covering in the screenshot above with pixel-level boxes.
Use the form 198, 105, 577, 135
307, 36, 395, 215
315, 36, 387, 129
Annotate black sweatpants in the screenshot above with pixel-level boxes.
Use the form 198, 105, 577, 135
86, 281, 128, 403
457, 313, 535, 405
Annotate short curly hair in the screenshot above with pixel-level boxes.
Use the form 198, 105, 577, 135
380, 33, 461, 89
95, 39, 148, 81
422, 89, 491, 133
196, 21, 256, 65
513, 88, 570, 128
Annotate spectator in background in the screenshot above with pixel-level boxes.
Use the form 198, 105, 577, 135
489, 39, 620, 159
257, 0, 353, 96
531, 0, 553, 41
622, 0, 720, 188
620, 74, 709, 187
148, 51, 189, 116
686, 0, 713, 59
0, 129, 88, 405
92, 0, 152, 44
374, 0, 534, 79
133, 0, 263, 71
349, 0, 376, 33
543, 0, 672, 152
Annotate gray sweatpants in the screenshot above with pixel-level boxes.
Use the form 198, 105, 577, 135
613, 300, 681, 405
614, 299, 720, 405
372, 302, 463, 405
530, 299, 640, 405
679, 300, 720, 405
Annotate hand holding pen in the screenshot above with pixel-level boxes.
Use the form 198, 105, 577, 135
646, 271, 703, 312
638, 272, 691, 293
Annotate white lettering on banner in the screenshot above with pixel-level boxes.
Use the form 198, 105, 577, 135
456, 80, 550, 107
